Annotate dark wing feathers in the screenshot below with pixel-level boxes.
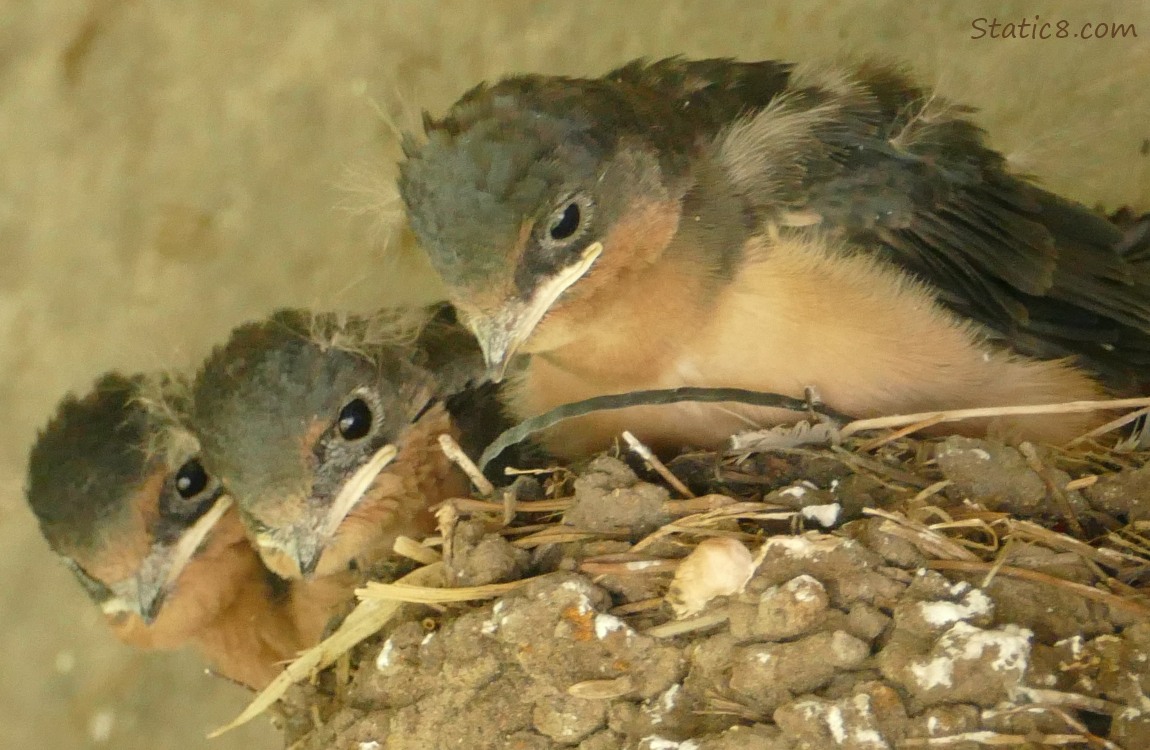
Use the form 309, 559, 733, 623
714, 62, 1149, 389
1113, 211, 1150, 261
608, 57, 793, 124
835, 161, 1150, 388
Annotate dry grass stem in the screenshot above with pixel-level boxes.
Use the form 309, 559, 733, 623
210, 562, 446, 737
857, 415, 945, 451
862, 508, 980, 561
435, 501, 459, 576
438, 433, 494, 496
1011, 687, 1125, 716
927, 560, 1150, 619
392, 535, 442, 565
645, 610, 730, 638
901, 732, 1107, 747
1068, 405, 1150, 446
357, 577, 532, 604
610, 598, 665, 616
664, 495, 740, 514
449, 497, 571, 514
566, 676, 636, 699
632, 504, 796, 553
578, 559, 680, 576
503, 466, 567, 477
840, 397, 1150, 439
1064, 475, 1098, 491
622, 430, 695, 498
1018, 442, 1083, 536
500, 487, 517, 526
979, 537, 1015, 589
910, 480, 952, 505
511, 528, 616, 549
1006, 519, 1140, 569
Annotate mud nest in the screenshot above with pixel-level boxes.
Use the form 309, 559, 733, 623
229, 431, 1150, 749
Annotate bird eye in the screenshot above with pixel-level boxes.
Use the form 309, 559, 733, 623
337, 397, 373, 440
548, 202, 582, 241
174, 459, 209, 499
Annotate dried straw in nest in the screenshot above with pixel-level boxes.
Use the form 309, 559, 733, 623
214, 394, 1150, 739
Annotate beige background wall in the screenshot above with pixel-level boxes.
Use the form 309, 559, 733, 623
1, 1, 1146, 747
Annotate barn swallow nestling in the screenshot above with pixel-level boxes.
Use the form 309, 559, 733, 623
398, 57, 1150, 457
191, 306, 494, 583
24, 373, 307, 689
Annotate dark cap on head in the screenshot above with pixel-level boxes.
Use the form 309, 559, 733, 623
400, 87, 608, 288
398, 58, 793, 288
26, 373, 154, 557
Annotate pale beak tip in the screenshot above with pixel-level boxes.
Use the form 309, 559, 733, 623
479, 342, 512, 383
138, 589, 167, 625
297, 542, 324, 579
484, 360, 509, 384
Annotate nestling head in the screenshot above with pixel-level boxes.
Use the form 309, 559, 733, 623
192, 309, 440, 580
399, 77, 686, 379
25, 372, 238, 640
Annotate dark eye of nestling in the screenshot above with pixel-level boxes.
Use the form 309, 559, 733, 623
174, 459, 209, 499
548, 202, 581, 241
337, 397, 373, 440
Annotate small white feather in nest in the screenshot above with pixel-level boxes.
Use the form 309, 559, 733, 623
728, 420, 842, 453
